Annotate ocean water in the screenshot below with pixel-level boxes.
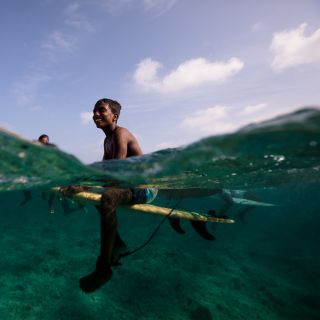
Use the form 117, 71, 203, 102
0, 108, 319, 320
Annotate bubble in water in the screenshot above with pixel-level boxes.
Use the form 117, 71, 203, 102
309, 141, 318, 147
273, 155, 285, 162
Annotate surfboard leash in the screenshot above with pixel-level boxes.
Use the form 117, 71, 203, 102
120, 202, 180, 259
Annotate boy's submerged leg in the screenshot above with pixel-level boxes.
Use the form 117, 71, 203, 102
79, 188, 132, 293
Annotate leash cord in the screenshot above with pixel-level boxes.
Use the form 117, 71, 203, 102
122, 204, 178, 258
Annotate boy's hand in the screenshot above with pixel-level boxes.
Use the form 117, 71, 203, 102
60, 185, 88, 196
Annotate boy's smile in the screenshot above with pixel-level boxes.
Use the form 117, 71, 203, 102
93, 104, 116, 128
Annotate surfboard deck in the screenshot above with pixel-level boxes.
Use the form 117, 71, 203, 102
51, 187, 235, 224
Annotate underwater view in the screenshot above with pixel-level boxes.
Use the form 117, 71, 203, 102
0, 108, 320, 320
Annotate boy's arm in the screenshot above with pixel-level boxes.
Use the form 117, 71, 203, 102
113, 129, 129, 159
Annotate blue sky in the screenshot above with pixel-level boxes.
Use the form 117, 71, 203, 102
1, 0, 320, 163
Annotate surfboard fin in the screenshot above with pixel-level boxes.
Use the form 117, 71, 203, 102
19, 190, 32, 206
59, 198, 87, 215
168, 217, 185, 234
48, 194, 55, 214
190, 221, 215, 240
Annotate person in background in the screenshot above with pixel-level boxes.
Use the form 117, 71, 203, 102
38, 134, 56, 147
20, 134, 57, 207
38, 134, 49, 144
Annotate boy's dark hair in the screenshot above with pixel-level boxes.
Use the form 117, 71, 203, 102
38, 134, 49, 141
95, 98, 121, 118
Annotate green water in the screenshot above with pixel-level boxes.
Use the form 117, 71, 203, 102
0, 108, 319, 319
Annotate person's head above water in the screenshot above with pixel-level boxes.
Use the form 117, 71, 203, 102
93, 98, 122, 129
38, 134, 49, 144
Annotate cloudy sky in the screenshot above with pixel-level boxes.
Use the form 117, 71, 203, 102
1, 0, 319, 163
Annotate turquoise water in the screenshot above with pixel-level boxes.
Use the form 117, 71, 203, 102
0, 108, 319, 319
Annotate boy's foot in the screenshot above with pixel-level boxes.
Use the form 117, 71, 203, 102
79, 256, 112, 293
79, 268, 112, 293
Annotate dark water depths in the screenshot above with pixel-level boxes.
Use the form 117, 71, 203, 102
0, 108, 319, 319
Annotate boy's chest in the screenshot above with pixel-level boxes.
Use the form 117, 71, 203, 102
103, 139, 115, 159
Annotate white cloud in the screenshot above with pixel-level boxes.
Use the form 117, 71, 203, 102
181, 106, 236, 135
80, 112, 93, 125
134, 57, 244, 94
94, 0, 176, 16
64, 2, 94, 32
12, 71, 52, 108
41, 3, 94, 60
42, 31, 74, 52
133, 58, 162, 91
155, 141, 176, 149
10, 3, 92, 109
242, 103, 268, 115
143, 0, 177, 15
271, 23, 320, 70
240, 103, 302, 126
251, 22, 262, 32
95, 0, 133, 14
180, 103, 276, 137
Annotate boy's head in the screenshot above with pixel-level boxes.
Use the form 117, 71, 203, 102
94, 98, 121, 121
38, 134, 49, 144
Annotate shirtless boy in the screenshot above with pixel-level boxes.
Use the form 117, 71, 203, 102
78, 98, 157, 293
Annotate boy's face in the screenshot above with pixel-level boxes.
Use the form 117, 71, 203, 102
39, 136, 49, 144
93, 103, 117, 128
